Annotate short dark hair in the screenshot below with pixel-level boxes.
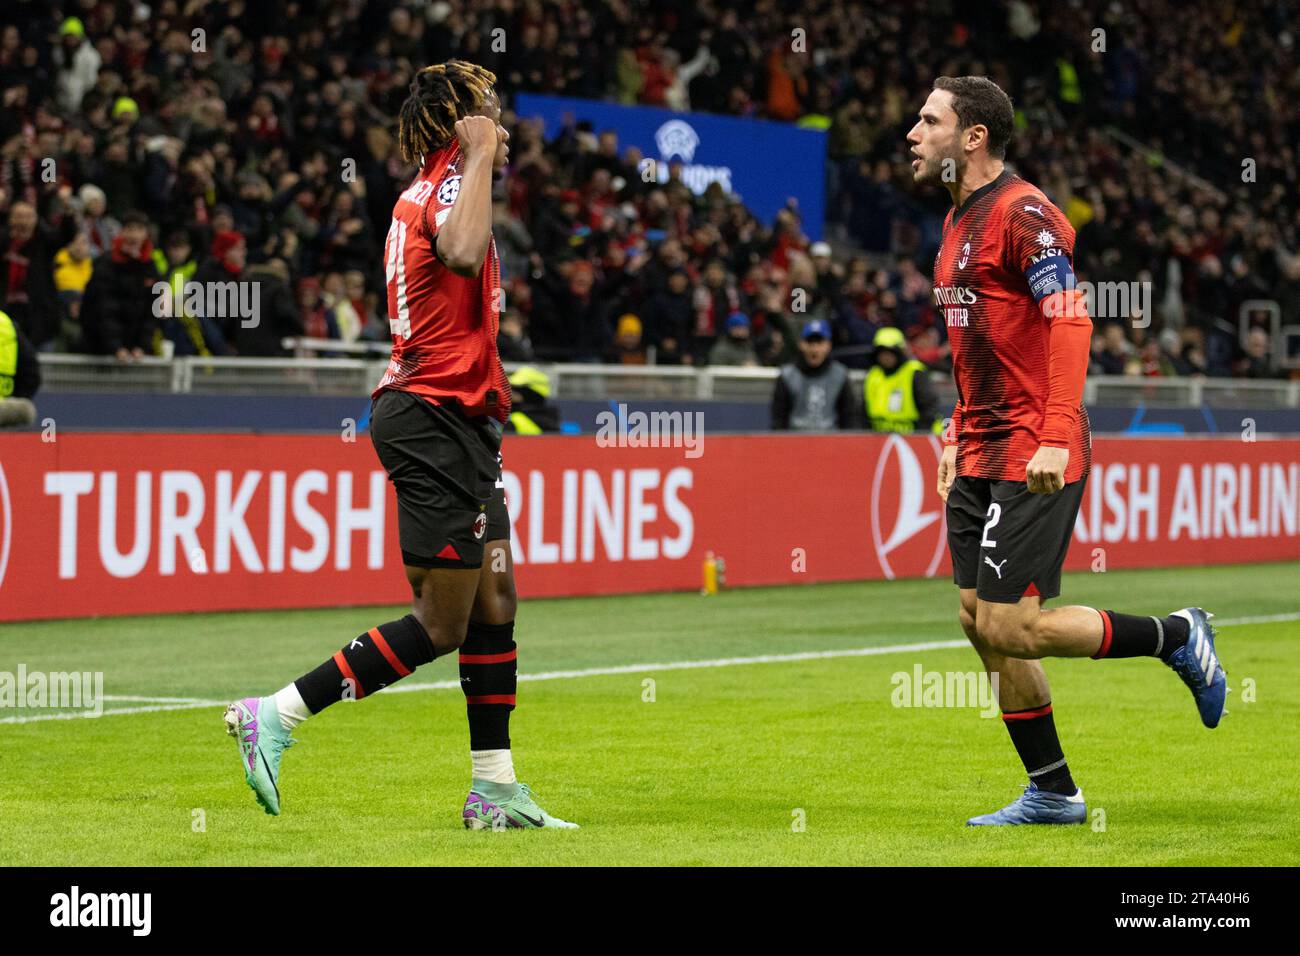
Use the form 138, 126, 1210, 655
933, 76, 1015, 159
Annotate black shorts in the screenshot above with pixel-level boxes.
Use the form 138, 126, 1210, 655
369, 389, 510, 569
946, 474, 1087, 604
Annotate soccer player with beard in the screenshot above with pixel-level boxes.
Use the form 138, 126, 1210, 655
225, 61, 576, 830
907, 76, 1226, 825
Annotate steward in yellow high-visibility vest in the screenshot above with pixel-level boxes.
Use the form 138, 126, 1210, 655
864, 327, 941, 434
0, 308, 40, 427
505, 366, 560, 434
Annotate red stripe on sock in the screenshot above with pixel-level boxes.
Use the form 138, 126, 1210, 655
333, 650, 365, 699
1002, 704, 1053, 721
367, 627, 411, 678
458, 650, 518, 665
465, 694, 516, 705
1092, 610, 1114, 659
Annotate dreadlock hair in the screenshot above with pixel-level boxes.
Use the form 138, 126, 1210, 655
398, 60, 498, 166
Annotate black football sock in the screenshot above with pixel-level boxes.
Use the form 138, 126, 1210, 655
1093, 610, 1189, 662
1002, 703, 1077, 795
459, 619, 517, 751
293, 614, 436, 713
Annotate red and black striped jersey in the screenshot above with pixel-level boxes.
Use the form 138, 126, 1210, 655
934, 170, 1091, 483
372, 140, 511, 422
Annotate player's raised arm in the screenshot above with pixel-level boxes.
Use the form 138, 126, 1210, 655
435, 113, 504, 277
394, 66, 510, 280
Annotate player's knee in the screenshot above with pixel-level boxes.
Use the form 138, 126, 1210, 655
475, 591, 516, 626
429, 621, 468, 655
472, 574, 516, 625
975, 616, 1035, 657
957, 603, 977, 639
411, 606, 467, 656
491, 577, 517, 623
496, 591, 517, 623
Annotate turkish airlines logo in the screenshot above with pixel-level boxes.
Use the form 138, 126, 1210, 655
870, 435, 947, 579
0, 461, 10, 590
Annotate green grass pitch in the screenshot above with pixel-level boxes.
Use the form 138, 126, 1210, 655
1, 562, 1297, 866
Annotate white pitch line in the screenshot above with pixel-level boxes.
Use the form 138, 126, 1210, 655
1209, 611, 1300, 627
0, 640, 970, 724
0, 699, 225, 725
386, 638, 971, 694
2, 611, 1295, 726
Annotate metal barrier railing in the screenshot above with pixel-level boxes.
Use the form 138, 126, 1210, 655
36, 352, 1300, 407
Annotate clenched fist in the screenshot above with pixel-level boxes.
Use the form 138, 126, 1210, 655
1026, 445, 1068, 495
455, 115, 502, 157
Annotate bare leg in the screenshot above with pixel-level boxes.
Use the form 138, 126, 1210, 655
406, 562, 482, 656
975, 597, 1104, 660
958, 588, 1050, 710
958, 589, 1080, 809
470, 539, 517, 625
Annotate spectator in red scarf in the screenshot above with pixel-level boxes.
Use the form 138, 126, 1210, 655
691, 257, 742, 363
192, 229, 247, 343
295, 276, 332, 346
208, 230, 246, 275
79, 209, 160, 359
636, 37, 672, 107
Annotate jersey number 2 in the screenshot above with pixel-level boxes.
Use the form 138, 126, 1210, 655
981, 503, 1001, 548
385, 219, 411, 339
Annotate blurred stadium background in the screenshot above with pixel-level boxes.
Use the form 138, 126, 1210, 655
3, 0, 1299, 406
1, 0, 1296, 604
0, 0, 1297, 866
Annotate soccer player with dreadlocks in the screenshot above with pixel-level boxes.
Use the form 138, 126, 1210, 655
224, 60, 577, 830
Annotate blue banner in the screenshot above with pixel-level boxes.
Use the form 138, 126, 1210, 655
514, 94, 827, 240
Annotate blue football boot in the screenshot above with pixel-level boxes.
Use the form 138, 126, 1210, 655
1166, 608, 1227, 728
967, 782, 1087, 826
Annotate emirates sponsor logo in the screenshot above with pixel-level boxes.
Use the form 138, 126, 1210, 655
932, 285, 978, 306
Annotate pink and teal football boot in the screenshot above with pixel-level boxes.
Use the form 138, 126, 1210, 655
224, 696, 296, 815
462, 781, 578, 830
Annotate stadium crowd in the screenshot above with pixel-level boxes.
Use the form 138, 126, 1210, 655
0, 0, 1295, 378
